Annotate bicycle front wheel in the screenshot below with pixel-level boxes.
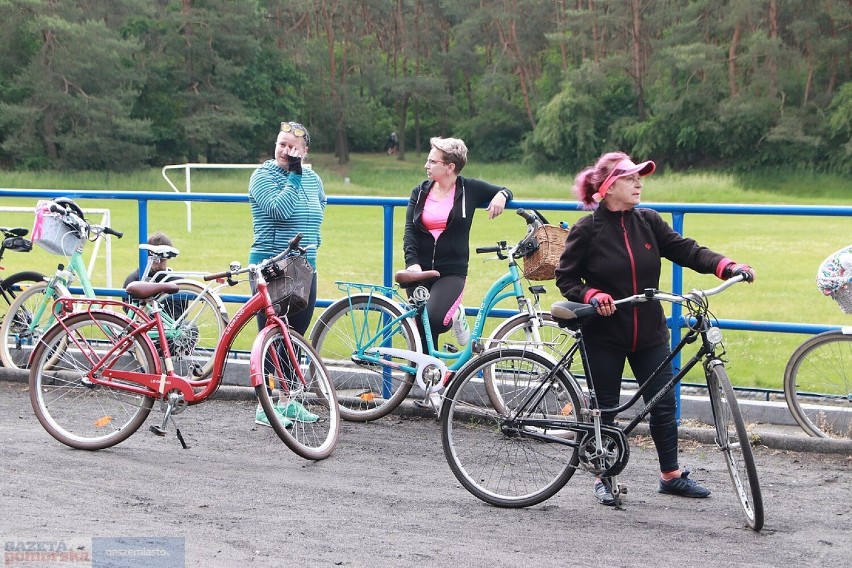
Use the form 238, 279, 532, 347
310, 294, 419, 421
783, 330, 852, 438
255, 328, 340, 460
156, 280, 228, 380
441, 347, 583, 508
706, 363, 764, 531
1, 281, 54, 370
0, 270, 44, 320
29, 311, 158, 450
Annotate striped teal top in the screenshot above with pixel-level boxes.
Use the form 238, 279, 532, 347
248, 159, 326, 267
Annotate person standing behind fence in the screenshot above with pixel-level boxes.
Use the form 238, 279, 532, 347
554, 150, 755, 507
403, 136, 512, 349
249, 121, 326, 427
248, 121, 325, 335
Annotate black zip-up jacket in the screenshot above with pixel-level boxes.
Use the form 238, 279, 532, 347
555, 206, 733, 351
403, 176, 511, 277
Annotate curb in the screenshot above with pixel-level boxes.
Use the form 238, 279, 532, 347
5, 368, 850, 455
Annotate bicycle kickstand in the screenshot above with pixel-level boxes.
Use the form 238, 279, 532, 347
150, 392, 189, 449
604, 475, 627, 507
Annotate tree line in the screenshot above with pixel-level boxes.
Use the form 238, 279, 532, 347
0, 0, 849, 174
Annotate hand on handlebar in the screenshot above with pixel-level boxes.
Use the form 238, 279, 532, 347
590, 292, 616, 316
723, 263, 756, 283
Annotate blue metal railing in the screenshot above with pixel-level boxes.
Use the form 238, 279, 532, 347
3, 188, 850, 408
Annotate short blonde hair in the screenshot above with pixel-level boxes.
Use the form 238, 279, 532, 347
430, 137, 468, 173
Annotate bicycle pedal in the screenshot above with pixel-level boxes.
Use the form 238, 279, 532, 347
149, 425, 167, 437
443, 343, 459, 353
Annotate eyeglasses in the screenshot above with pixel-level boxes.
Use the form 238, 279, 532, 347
425, 159, 447, 166
280, 122, 310, 145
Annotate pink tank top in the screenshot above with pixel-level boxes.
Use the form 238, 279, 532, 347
422, 188, 455, 240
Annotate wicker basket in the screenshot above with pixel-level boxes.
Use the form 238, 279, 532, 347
522, 224, 570, 281
262, 255, 315, 315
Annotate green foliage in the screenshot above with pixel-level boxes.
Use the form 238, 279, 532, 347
0, 0, 848, 175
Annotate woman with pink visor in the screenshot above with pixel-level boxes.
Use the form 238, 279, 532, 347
555, 151, 756, 507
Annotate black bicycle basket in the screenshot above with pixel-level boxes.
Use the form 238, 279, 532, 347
262, 255, 314, 315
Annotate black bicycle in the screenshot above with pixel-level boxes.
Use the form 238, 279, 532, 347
440, 275, 764, 531
0, 227, 45, 338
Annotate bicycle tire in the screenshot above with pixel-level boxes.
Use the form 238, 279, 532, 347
1, 271, 44, 342
441, 346, 584, 508
706, 364, 764, 531
310, 293, 419, 421
29, 311, 158, 450
255, 328, 340, 460
155, 280, 228, 380
783, 330, 852, 438
0, 280, 70, 370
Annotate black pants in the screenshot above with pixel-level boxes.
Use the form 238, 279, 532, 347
584, 340, 679, 473
406, 274, 465, 348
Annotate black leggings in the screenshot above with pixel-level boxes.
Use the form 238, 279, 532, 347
584, 340, 679, 473
407, 274, 465, 348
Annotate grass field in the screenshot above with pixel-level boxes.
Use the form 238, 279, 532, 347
1, 153, 850, 391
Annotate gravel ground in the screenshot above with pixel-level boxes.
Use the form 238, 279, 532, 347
1, 380, 850, 568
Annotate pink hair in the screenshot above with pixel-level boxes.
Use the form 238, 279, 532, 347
572, 151, 631, 210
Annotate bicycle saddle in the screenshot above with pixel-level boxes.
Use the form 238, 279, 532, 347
550, 300, 598, 325
125, 281, 180, 300
1, 227, 28, 238
395, 269, 440, 286
139, 243, 180, 259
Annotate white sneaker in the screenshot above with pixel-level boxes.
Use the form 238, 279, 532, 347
452, 305, 470, 346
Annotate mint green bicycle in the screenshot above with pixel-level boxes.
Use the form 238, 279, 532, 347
309, 209, 570, 421
0, 199, 228, 377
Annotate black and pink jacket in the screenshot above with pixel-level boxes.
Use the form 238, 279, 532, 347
555, 206, 734, 351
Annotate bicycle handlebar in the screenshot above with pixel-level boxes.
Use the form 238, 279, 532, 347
204, 233, 307, 282
613, 274, 748, 308
48, 202, 123, 239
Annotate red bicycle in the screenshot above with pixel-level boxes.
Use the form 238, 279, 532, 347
28, 234, 340, 460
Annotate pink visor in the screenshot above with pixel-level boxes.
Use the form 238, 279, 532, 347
593, 158, 656, 203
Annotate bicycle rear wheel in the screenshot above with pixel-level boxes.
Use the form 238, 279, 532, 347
29, 311, 157, 450
310, 294, 418, 421
255, 328, 340, 460
706, 363, 764, 531
156, 280, 228, 380
441, 346, 583, 508
783, 330, 852, 438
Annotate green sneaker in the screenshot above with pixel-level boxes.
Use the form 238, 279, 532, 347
255, 404, 293, 428
280, 400, 320, 423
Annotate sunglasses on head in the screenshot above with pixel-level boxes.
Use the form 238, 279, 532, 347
280, 122, 310, 145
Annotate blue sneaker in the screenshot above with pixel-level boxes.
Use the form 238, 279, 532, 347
255, 404, 293, 428
658, 470, 711, 498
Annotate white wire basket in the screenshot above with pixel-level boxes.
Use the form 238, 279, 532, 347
33, 213, 84, 256
830, 286, 852, 314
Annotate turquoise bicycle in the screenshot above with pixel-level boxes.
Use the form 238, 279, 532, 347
0, 199, 228, 377
310, 209, 569, 421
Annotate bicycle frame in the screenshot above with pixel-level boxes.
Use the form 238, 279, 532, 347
343, 259, 534, 389
50, 279, 302, 405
